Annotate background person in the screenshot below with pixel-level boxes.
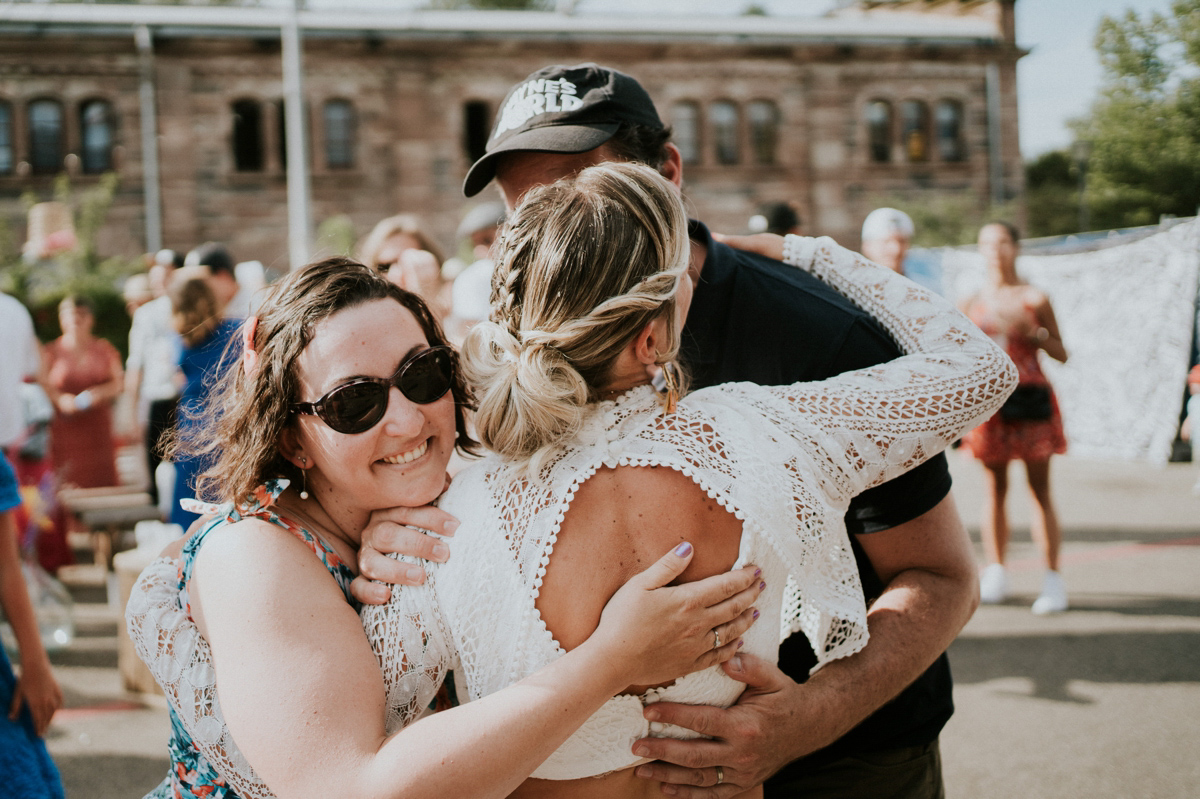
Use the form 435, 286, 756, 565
126, 256, 183, 507
167, 276, 240, 530
860, 207, 914, 275
357, 214, 448, 317
961, 222, 1069, 615
448, 201, 507, 342
39, 295, 124, 571
185, 242, 250, 320
0, 451, 65, 798
0, 290, 41, 462
747, 200, 801, 237
439, 62, 979, 798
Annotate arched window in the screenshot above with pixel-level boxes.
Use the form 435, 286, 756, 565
672, 101, 700, 165
747, 100, 779, 165
866, 100, 892, 163
901, 100, 930, 162
936, 100, 965, 162
80, 100, 115, 173
29, 99, 64, 175
323, 100, 355, 169
463, 100, 491, 165
232, 99, 264, 172
0, 101, 12, 175
710, 101, 740, 165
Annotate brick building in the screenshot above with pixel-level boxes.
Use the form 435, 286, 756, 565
0, 0, 1023, 268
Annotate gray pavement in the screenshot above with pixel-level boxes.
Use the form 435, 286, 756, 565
40, 450, 1200, 798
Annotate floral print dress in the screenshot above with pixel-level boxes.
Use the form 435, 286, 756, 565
145, 480, 357, 799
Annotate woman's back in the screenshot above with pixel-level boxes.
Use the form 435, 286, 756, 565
520, 440, 748, 798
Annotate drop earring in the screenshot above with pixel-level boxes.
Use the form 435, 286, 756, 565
299, 458, 310, 500
659, 361, 681, 415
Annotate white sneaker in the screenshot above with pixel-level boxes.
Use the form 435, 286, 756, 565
1032, 570, 1068, 615
979, 563, 1008, 604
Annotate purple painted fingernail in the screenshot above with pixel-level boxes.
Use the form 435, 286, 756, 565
754, 568, 763, 578
753, 609, 760, 620
737, 639, 745, 649
674, 541, 693, 557
759, 580, 766, 590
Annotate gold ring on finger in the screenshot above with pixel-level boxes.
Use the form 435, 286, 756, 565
716, 765, 725, 785
713, 628, 721, 649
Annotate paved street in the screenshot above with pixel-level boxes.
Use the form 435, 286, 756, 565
38, 450, 1200, 798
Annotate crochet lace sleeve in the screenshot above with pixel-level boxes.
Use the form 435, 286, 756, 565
359, 558, 455, 734
124, 557, 275, 799
739, 235, 1018, 503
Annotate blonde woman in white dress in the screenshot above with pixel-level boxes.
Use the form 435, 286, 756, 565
363, 162, 1016, 798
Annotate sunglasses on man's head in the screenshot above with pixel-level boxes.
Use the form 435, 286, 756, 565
290, 346, 456, 435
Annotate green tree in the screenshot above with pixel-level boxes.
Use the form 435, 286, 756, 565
1072, 1, 1200, 229
1024, 150, 1085, 238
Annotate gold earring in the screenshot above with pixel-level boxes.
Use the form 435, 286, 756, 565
660, 362, 681, 415
299, 458, 310, 500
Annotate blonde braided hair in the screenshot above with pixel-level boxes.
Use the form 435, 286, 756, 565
461, 161, 690, 461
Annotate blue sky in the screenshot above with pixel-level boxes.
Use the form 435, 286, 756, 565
1017, 0, 1174, 158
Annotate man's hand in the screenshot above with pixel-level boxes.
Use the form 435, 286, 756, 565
631, 654, 823, 797
349, 504, 460, 605
632, 494, 979, 797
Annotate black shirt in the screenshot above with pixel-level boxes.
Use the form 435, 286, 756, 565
680, 221, 955, 774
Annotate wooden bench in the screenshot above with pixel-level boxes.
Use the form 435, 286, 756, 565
59, 486, 162, 571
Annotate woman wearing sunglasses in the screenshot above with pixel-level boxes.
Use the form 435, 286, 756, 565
126, 258, 763, 799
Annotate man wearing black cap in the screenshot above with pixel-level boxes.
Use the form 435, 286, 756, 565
461, 64, 977, 798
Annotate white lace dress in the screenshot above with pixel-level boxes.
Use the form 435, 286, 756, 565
361, 234, 1017, 779
126, 235, 1017, 793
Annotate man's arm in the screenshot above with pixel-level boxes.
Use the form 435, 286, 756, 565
631, 493, 978, 797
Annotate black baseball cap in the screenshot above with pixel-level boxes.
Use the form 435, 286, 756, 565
463, 63, 664, 198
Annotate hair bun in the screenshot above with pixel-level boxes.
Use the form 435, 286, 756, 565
462, 322, 589, 460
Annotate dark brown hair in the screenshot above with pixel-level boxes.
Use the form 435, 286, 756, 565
606, 121, 674, 171
174, 257, 476, 505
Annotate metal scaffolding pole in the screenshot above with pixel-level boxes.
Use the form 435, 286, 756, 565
135, 25, 163, 253
986, 61, 1005, 207
281, 1, 312, 271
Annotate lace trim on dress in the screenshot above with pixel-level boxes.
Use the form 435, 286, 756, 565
126, 479, 358, 799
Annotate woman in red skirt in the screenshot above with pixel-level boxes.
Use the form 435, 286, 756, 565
961, 222, 1069, 614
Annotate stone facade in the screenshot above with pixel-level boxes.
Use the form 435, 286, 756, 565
0, 1, 1022, 266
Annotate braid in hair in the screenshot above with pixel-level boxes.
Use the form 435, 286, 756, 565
463, 161, 690, 463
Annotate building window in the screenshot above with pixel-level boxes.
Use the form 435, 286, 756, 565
0, 101, 12, 175
710, 101, 739, 165
866, 100, 892, 163
936, 100, 965, 162
323, 100, 355, 169
463, 100, 490, 165
29, 99, 64, 175
80, 100, 115, 174
901, 100, 930, 162
747, 100, 779, 165
672, 101, 700, 165
232, 99, 264, 172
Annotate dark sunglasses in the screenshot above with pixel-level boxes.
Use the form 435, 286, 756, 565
291, 346, 456, 435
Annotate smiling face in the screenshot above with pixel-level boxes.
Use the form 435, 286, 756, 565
287, 298, 456, 527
